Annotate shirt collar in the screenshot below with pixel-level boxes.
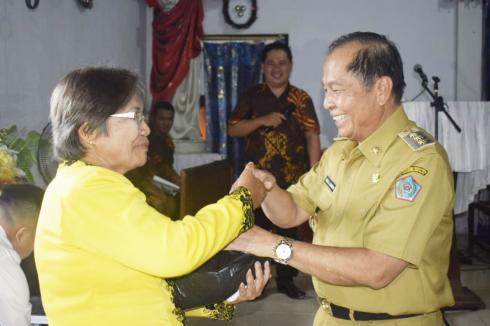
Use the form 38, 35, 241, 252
262, 82, 290, 99
339, 139, 358, 161
357, 105, 412, 166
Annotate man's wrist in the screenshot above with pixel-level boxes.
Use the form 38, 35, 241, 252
256, 116, 266, 128
272, 237, 295, 265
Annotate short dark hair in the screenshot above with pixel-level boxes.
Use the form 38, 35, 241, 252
50, 67, 146, 161
261, 41, 292, 63
0, 184, 44, 226
150, 101, 175, 128
328, 31, 406, 103
152, 101, 174, 115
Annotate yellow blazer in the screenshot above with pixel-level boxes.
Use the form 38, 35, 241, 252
35, 161, 253, 326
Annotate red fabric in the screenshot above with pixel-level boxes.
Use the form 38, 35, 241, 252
149, 0, 203, 102
145, 0, 157, 7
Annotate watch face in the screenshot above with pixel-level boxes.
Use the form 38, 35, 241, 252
276, 243, 292, 260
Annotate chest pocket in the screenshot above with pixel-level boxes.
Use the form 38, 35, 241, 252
310, 176, 335, 212
309, 186, 334, 240
314, 182, 334, 212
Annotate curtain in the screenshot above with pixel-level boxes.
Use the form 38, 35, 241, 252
148, 0, 203, 102
170, 55, 202, 141
404, 101, 490, 214
203, 41, 265, 177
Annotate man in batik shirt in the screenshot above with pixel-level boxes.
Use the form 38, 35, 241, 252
229, 42, 321, 299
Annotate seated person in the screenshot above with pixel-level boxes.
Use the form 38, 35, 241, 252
0, 184, 44, 326
127, 101, 180, 219
147, 101, 180, 185
35, 66, 270, 326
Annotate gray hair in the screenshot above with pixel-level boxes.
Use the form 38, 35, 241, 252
50, 67, 146, 161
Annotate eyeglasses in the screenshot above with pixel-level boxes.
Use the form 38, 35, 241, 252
109, 111, 147, 125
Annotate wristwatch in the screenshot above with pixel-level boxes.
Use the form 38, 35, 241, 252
273, 237, 294, 265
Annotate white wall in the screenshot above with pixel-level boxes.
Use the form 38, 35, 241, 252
456, 1, 483, 100
1, 0, 483, 148
203, 0, 481, 146
0, 0, 147, 134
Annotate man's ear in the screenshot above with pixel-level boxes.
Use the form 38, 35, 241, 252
13, 225, 35, 259
375, 76, 393, 106
14, 225, 30, 243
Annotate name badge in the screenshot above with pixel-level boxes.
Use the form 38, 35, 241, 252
324, 176, 336, 192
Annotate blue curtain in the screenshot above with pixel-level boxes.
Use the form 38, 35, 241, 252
203, 41, 265, 178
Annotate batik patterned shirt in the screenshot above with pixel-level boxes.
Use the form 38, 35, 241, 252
229, 83, 320, 188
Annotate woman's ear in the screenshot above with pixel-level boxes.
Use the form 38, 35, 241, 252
78, 122, 96, 146
375, 76, 393, 106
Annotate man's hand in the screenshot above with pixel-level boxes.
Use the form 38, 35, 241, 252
260, 112, 286, 129
252, 168, 277, 192
230, 162, 267, 209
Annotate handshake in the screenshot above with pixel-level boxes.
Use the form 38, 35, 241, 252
230, 162, 276, 209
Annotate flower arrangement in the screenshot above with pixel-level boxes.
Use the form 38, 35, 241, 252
0, 126, 40, 184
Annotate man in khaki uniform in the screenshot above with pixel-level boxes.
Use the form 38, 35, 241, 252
227, 31, 455, 325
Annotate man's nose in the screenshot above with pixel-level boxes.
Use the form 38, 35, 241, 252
323, 94, 335, 111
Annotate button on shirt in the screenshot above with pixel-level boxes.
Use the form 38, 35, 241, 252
288, 107, 455, 315
0, 226, 31, 326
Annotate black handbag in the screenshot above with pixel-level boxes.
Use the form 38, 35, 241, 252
169, 251, 265, 310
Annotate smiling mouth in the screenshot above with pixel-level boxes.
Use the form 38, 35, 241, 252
332, 114, 347, 121
271, 72, 283, 78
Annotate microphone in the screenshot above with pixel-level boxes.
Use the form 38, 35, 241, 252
264, 103, 296, 133
413, 64, 428, 84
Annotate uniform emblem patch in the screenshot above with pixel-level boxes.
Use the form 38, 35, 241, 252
395, 176, 421, 202
400, 166, 428, 176
399, 129, 435, 151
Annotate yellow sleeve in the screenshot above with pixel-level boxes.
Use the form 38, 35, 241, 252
185, 303, 235, 320
63, 167, 253, 278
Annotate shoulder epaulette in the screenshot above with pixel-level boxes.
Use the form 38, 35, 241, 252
398, 128, 435, 151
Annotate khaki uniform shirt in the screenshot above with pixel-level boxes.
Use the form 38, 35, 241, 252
288, 107, 455, 315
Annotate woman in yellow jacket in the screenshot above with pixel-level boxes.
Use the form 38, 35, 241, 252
35, 67, 270, 326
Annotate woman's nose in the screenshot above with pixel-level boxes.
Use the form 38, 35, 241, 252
141, 120, 151, 136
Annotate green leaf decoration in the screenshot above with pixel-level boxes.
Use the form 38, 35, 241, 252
0, 125, 41, 183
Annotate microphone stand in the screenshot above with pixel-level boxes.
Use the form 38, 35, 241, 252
419, 76, 462, 140
418, 78, 485, 313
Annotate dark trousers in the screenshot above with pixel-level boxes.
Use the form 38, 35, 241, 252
254, 208, 299, 282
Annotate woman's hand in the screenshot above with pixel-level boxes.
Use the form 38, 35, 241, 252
252, 167, 277, 192
226, 261, 271, 304
230, 162, 267, 209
